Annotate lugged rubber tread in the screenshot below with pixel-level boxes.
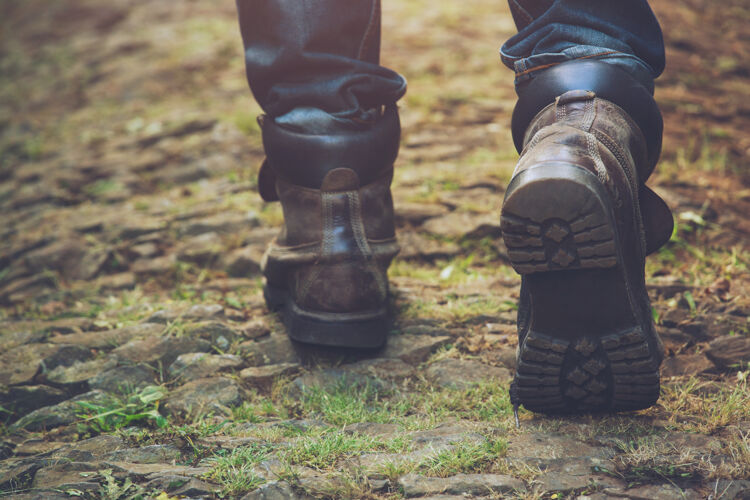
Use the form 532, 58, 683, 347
515, 328, 660, 413
502, 180, 616, 275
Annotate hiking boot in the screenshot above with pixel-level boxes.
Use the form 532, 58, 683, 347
501, 61, 674, 413
257, 105, 401, 348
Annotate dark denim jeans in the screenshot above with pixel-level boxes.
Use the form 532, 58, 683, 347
236, 0, 664, 125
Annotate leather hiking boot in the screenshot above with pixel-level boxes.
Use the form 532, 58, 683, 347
257, 105, 401, 348
501, 61, 674, 414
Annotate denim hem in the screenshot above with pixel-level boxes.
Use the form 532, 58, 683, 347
500, 45, 656, 93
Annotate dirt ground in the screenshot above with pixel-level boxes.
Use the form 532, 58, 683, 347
0, 1, 749, 499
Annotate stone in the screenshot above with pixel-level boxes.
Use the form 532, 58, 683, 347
658, 327, 695, 352
241, 481, 312, 500
181, 320, 238, 348
663, 431, 722, 453
104, 461, 211, 480
412, 497, 465, 500
342, 422, 400, 436
131, 254, 176, 276
660, 353, 714, 377
118, 217, 166, 240
715, 479, 750, 500
60, 435, 126, 458
288, 370, 390, 400
96, 272, 136, 290
240, 334, 300, 366
12, 390, 108, 431
169, 352, 243, 382
0, 460, 44, 493
345, 358, 416, 379
48, 322, 164, 349
177, 232, 223, 266
145, 475, 219, 497
196, 435, 263, 450
31, 461, 99, 490
153, 162, 211, 185
486, 345, 517, 371
20, 239, 87, 280
421, 211, 501, 239
239, 318, 273, 339
14, 440, 68, 456
0, 273, 57, 304
129, 242, 160, 259
43, 357, 117, 386
603, 484, 703, 500
425, 358, 511, 389
239, 363, 301, 391
111, 335, 211, 366
103, 444, 182, 464
410, 424, 485, 449
0, 343, 93, 386
73, 249, 110, 280
163, 377, 246, 417
0, 385, 67, 416
380, 334, 452, 365
397, 473, 524, 497
38, 317, 96, 335
3, 489, 70, 500
179, 213, 260, 237
507, 433, 613, 465
146, 303, 225, 324
397, 231, 462, 260
647, 276, 692, 298
294, 469, 348, 497
0, 327, 48, 355
185, 303, 225, 320
535, 457, 621, 493
88, 364, 156, 393
225, 245, 265, 277
394, 202, 450, 225
705, 335, 750, 369
369, 478, 389, 491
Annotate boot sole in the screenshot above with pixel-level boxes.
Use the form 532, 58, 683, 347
264, 284, 389, 349
501, 163, 660, 414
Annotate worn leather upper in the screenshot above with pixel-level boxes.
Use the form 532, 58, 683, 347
259, 108, 400, 315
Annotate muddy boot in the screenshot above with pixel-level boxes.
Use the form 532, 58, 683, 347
501, 61, 674, 414
257, 105, 401, 348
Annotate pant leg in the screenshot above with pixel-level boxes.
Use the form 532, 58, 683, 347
500, 0, 665, 93
236, 0, 406, 128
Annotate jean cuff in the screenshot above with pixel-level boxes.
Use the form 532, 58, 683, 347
501, 45, 657, 94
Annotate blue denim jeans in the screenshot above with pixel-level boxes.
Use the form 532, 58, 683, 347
237, 0, 664, 124
501, 0, 664, 93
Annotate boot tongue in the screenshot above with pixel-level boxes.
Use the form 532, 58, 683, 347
641, 185, 674, 255
257, 159, 279, 202
321, 168, 360, 192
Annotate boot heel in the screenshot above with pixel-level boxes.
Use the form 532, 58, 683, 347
501, 163, 617, 274
287, 300, 389, 349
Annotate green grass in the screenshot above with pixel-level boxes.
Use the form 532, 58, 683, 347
659, 377, 750, 433
75, 385, 168, 435
231, 397, 288, 424
282, 430, 412, 470
203, 443, 275, 496
418, 436, 508, 477
287, 376, 515, 432
293, 378, 411, 427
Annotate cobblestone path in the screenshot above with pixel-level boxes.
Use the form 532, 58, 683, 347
1, 0, 749, 498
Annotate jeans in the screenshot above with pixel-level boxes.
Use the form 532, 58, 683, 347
236, 0, 665, 124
